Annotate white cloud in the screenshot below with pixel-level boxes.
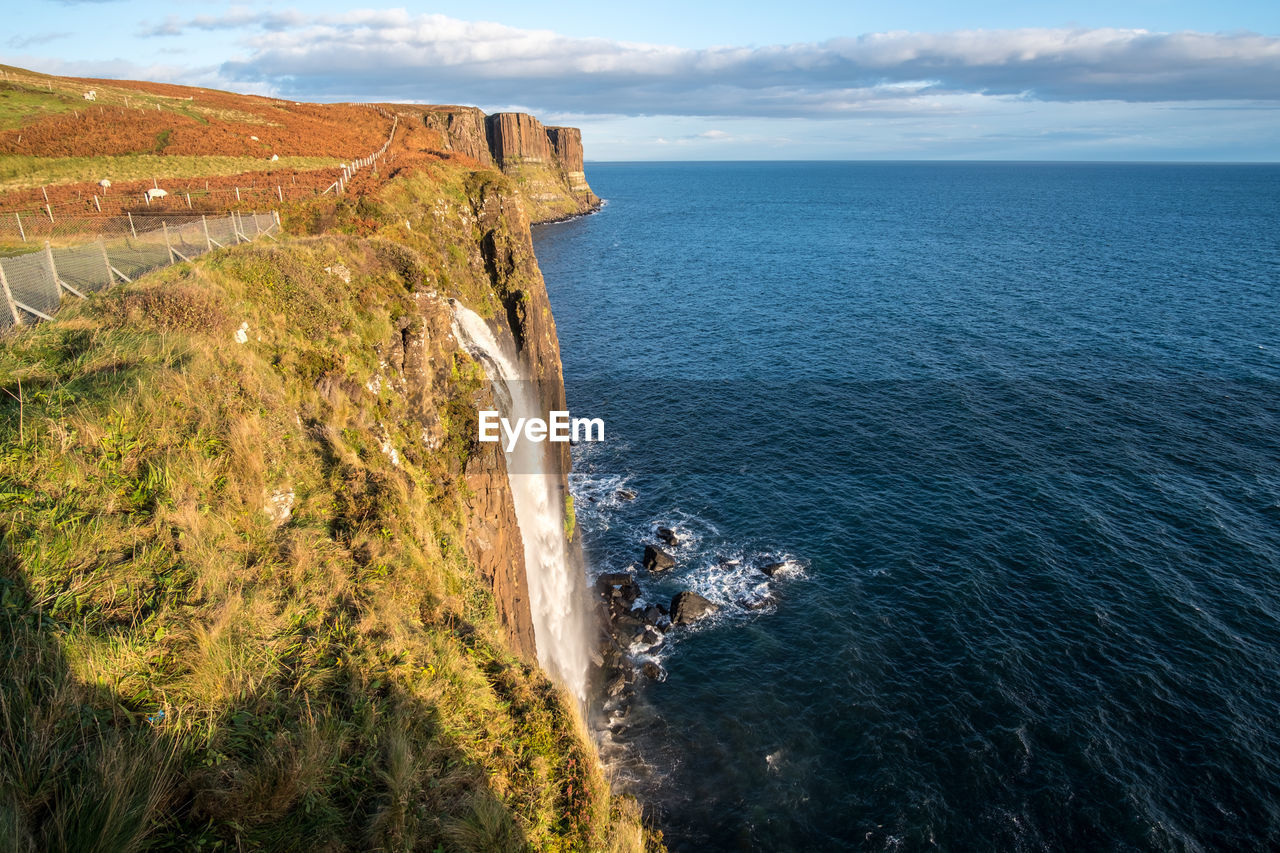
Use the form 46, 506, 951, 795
136, 11, 1280, 116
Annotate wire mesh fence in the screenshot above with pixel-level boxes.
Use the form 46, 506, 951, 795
0, 211, 278, 334
0, 112, 400, 245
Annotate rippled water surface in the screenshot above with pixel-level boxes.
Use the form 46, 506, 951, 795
533, 163, 1280, 851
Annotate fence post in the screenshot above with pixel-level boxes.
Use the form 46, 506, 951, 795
0, 261, 21, 327
127, 211, 136, 238
277, 186, 283, 203
99, 236, 115, 285
94, 195, 101, 213
163, 222, 175, 264
186, 193, 192, 209
202, 215, 212, 250
14, 212, 24, 243
235, 186, 241, 202
45, 204, 54, 224
44, 242, 64, 303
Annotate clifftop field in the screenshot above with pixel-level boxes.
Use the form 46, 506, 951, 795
0, 66, 643, 851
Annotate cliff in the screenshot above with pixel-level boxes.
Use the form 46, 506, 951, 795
416, 107, 600, 223
0, 129, 647, 849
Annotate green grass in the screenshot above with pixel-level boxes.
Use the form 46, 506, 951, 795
0, 170, 655, 851
0, 154, 340, 192
0, 80, 80, 131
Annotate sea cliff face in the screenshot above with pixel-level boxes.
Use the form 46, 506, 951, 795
0, 101, 647, 847
417, 107, 600, 222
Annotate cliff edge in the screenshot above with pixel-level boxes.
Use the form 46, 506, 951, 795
0, 70, 651, 852
417, 107, 600, 223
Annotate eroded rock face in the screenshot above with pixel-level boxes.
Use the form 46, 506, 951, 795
419, 107, 493, 165
415, 108, 599, 221
487, 112, 553, 165
465, 443, 538, 660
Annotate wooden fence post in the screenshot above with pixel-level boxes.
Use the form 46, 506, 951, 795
163, 222, 175, 263
127, 211, 136, 238
202, 215, 212, 250
0, 261, 22, 327
99, 236, 115, 285
14, 212, 24, 243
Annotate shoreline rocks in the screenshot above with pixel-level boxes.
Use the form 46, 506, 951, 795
670, 590, 719, 625
643, 544, 675, 572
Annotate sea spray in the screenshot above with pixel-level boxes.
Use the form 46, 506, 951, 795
451, 303, 593, 701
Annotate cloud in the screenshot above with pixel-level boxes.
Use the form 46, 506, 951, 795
212, 14, 1280, 113
7, 32, 69, 49
134, 11, 1280, 117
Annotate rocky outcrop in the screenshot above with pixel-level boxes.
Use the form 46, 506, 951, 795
419, 106, 493, 166
414, 108, 599, 222
546, 126, 592, 194
487, 113, 553, 165
671, 591, 719, 625
643, 545, 676, 572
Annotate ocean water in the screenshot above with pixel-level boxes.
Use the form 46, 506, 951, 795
532, 162, 1280, 851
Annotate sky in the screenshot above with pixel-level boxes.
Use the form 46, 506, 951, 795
5, 0, 1280, 161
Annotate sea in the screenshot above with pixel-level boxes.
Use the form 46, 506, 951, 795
531, 162, 1280, 851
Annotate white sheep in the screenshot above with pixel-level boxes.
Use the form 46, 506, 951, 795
145, 188, 168, 200
270, 154, 279, 161
83, 90, 96, 101
98, 179, 111, 189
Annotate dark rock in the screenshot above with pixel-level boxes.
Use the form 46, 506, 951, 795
642, 628, 663, 646
656, 526, 679, 546
670, 591, 719, 625
643, 605, 665, 625
643, 545, 675, 572
612, 612, 645, 636
641, 661, 664, 681
616, 489, 636, 501
760, 561, 790, 577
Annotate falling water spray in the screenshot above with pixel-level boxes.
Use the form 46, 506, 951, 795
451, 303, 593, 701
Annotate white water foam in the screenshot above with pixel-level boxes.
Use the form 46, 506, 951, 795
451, 303, 593, 701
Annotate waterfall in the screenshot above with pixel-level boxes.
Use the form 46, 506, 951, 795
451, 303, 592, 701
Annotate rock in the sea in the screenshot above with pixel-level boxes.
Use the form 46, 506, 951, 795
641, 661, 665, 681
759, 561, 789, 577
616, 488, 636, 501
670, 591, 719, 625
643, 545, 675, 572
656, 526, 679, 546
596, 571, 634, 591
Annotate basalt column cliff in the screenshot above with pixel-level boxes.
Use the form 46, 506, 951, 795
419, 107, 601, 222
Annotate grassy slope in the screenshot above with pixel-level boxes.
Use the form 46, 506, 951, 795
0, 65, 390, 196
0, 159, 651, 850
0, 154, 339, 193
